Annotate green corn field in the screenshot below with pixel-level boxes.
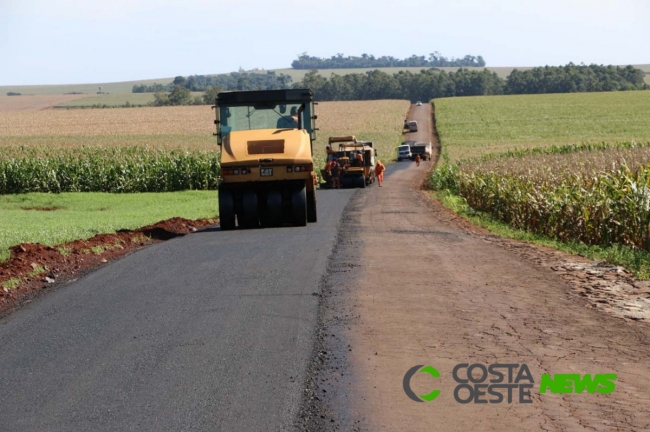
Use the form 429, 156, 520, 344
431, 141, 650, 250
0, 146, 220, 193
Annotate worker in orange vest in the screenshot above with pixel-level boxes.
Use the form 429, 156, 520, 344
324, 159, 333, 188
375, 160, 385, 187
331, 159, 341, 189
356, 151, 364, 166
415, 154, 421, 167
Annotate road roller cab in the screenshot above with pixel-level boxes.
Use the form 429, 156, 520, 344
213, 89, 318, 229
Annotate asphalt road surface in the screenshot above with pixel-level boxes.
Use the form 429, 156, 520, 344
0, 189, 357, 431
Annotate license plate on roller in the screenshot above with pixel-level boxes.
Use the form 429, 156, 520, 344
260, 168, 273, 177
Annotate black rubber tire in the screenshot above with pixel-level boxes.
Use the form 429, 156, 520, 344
291, 187, 307, 227
241, 191, 259, 228
307, 191, 317, 223
218, 191, 235, 230
262, 190, 282, 227
358, 176, 366, 188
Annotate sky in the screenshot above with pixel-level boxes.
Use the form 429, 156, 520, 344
0, 0, 648, 86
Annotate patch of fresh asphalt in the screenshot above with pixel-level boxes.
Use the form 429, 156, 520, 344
0, 188, 356, 431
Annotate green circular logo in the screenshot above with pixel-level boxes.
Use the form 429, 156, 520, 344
403, 365, 441, 402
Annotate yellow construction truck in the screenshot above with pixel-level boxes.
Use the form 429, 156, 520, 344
324, 136, 376, 188
213, 89, 318, 229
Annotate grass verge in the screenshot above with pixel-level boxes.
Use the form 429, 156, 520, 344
0, 191, 218, 262
435, 190, 650, 280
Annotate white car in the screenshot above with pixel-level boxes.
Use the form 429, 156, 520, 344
416, 101, 422, 106
397, 144, 412, 161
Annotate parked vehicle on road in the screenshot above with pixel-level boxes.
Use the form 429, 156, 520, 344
407, 121, 418, 132
397, 143, 413, 161
416, 101, 423, 106
410, 142, 433, 161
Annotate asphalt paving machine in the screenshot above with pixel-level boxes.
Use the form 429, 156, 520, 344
325, 135, 376, 188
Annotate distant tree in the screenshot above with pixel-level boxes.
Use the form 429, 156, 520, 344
132, 83, 168, 93
168, 85, 193, 105
299, 70, 327, 92
6, 92, 21, 96
202, 85, 222, 105
186, 76, 200, 91
152, 91, 170, 106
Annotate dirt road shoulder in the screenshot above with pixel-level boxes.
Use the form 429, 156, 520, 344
299, 104, 650, 431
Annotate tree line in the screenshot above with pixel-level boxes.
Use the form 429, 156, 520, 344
505, 64, 646, 94
298, 64, 648, 101
132, 83, 168, 93
133, 71, 293, 93
291, 53, 486, 69
138, 63, 648, 106
299, 68, 503, 101
151, 85, 222, 106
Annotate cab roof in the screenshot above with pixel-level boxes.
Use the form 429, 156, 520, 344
216, 89, 314, 106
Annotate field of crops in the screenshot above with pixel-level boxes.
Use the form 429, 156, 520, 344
0, 147, 219, 194
0, 105, 218, 150
55, 93, 156, 107
0, 100, 409, 192
0, 99, 408, 259
313, 100, 410, 166
0, 77, 174, 96
0, 100, 407, 150
433, 142, 650, 249
0, 100, 409, 174
54, 92, 206, 108
435, 91, 650, 161
432, 90, 650, 257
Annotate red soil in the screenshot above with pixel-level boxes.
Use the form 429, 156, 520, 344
0, 217, 217, 316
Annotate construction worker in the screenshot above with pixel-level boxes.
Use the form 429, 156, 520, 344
325, 145, 336, 163
324, 159, 333, 188
355, 151, 364, 166
331, 159, 341, 189
415, 154, 421, 167
375, 159, 385, 187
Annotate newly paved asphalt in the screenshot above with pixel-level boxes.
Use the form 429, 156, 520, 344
0, 189, 356, 431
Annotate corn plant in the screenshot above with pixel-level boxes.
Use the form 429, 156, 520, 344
0, 146, 220, 193
431, 141, 650, 250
